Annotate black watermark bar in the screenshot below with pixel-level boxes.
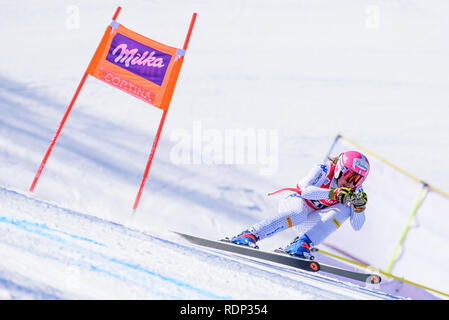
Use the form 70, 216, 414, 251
0, 299, 443, 319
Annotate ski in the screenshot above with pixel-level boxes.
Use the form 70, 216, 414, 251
274, 249, 381, 284
174, 231, 320, 273
174, 231, 381, 284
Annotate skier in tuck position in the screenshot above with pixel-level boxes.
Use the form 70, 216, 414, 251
229, 151, 370, 259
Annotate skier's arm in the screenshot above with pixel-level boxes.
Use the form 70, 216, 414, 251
350, 209, 365, 231
349, 189, 367, 230
298, 164, 333, 200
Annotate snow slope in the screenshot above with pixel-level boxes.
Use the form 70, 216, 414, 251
0, 185, 401, 300
1, 0, 448, 299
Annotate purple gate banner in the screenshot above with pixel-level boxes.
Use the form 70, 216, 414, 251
106, 33, 172, 86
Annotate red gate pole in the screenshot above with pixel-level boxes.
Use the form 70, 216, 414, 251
29, 6, 122, 192
132, 12, 197, 212
29, 71, 88, 192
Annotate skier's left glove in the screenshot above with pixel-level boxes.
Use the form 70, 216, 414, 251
352, 191, 368, 213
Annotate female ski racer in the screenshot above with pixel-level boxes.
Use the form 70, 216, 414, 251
230, 151, 370, 258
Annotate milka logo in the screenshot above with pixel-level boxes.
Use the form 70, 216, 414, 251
107, 33, 172, 86
112, 43, 165, 69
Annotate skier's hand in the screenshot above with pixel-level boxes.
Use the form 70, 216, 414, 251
329, 187, 354, 204
352, 191, 368, 213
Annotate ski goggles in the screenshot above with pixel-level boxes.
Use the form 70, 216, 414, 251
342, 170, 365, 187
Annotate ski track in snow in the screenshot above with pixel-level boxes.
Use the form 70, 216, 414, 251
0, 187, 228, 299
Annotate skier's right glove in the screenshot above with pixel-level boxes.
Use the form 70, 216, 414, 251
351, 191, 368, 213
329, 187, 354, 204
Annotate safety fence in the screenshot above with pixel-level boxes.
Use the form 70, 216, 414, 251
322, 134, 449, 298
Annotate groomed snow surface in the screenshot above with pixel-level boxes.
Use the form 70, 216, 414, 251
0, 186, 402, 300
1, 0, 448, 300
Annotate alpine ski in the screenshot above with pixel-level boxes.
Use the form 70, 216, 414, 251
174, 231, 320, 273
174, 231, 381, 284
274, 248, 381, 284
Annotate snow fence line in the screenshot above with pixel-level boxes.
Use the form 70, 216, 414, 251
321, 134, 449, 299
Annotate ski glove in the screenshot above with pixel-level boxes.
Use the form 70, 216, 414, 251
329, 187, 354, 204
352, 191, 368, 213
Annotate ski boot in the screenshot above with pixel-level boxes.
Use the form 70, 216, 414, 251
229, 229, 260, 249
283, 234, 314, 259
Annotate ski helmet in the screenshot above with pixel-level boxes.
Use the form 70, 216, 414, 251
334, 151, 370, 188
